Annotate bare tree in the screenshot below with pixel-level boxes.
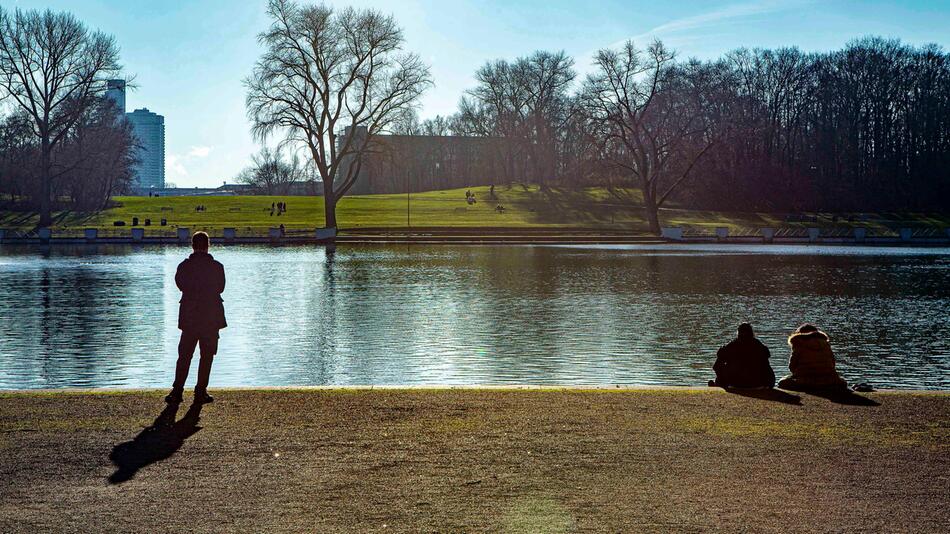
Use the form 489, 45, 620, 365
581, 41, 719, 234
237, 146, 307, 195
458, 50, 575, 187
519, 51, 576, 187
392, 110, 458, 137
0, 7, 122, 226
0, 112, 34, 203
56, 98, 137, 210
246, 0, 431, 229
0, 100, 136, 210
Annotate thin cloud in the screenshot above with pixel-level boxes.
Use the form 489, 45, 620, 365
165, 146, 215, 182
166, 154, 188, 177
617, 0, 816, 48
188, 146, 212, 158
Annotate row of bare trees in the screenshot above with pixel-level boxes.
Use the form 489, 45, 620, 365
453, 38, 950, 232
6, 2, 941, 233
248, 2, 949, 233
0, 7, 137, 223
686, 38, 950, 213
236, 147, 316, 195
455, 50, 577, 190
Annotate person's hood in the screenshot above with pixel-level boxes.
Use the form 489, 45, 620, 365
788, 330, 829, 347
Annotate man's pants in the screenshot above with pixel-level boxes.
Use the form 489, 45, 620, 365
172, 331, 218, 392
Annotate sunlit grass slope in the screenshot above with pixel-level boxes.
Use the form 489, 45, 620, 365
1, 184, 948, 235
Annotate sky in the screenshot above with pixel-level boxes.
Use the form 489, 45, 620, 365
6, 0, 950, 187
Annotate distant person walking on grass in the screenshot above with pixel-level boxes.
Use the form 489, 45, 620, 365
165, 231, 227, 405
709, 323, 776, 389
777, 324, 847, 391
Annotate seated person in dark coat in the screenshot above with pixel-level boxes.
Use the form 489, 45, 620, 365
165, 231, 227, 404
709, 323, 776, 388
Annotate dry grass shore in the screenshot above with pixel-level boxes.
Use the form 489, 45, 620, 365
1, 387, 948, 533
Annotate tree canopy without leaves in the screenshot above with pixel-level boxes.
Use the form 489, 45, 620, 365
449, 37, 950, 226
238, 147, 310, 195
457, 50, 576, 187
581, 40, 720, 234
245, 0, 431, 228
0, 6, 123, 225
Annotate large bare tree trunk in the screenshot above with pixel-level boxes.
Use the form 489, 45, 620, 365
643, 182, 661, 235
39, 138, 52, 227
324, 188, 337, 229
644, 205, 661, 235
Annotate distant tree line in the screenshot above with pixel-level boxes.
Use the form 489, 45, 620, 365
427, 37, 950, 232
3, 2, 947, 234
207, 0, 950, 231
0, 7, 137, 222
679, 38, 950, 214
236, 147, 322, 195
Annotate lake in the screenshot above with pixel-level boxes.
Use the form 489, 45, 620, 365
1, 243, 948, 390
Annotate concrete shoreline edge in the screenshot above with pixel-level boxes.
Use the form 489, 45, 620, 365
2, 385, 947, 394
2, 235, 949, 246
3, 223, 950, 246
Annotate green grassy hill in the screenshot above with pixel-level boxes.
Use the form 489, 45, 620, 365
1, 185, 948, 236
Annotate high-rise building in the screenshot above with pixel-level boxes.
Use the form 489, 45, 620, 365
126, 108, 165, 192
105, 79, 126, 113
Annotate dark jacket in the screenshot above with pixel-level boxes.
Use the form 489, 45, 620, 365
176, 252, 227, 335
714, 336, 776, 388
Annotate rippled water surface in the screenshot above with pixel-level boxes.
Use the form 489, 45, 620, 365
1, 243, 949, 389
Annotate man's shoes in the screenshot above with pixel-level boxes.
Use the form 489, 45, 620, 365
194, 390, 214, 404
165, 389, 183, 404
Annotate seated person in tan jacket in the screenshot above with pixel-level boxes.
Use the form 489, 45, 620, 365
777, 324, 847, 391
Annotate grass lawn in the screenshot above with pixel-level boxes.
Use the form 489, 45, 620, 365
0, 388, 947, 532
2, 185, 947, 236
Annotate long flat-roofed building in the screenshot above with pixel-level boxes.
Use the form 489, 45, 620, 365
126, 108, 165, 192
338, 126, 521, 195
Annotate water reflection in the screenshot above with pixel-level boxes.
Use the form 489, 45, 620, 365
0, 244, 948, 389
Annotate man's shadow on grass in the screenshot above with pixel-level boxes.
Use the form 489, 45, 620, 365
108, 402, 204, 484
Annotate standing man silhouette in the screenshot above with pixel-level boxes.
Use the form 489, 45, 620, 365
166, 231, 227, 404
